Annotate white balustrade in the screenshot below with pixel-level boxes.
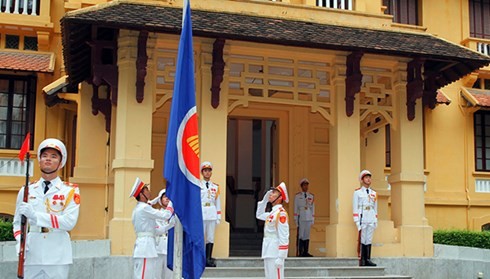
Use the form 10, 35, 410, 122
477, 42, 490, 56
316, 0, 353, 10
1, 0, 39, 16
475, 179, 490, 193
0, 158, 33, 177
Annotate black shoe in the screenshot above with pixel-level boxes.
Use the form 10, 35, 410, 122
206, 259, 216, 267
365, 259, 377, 266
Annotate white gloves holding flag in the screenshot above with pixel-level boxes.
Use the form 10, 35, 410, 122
356, 221, 361, 231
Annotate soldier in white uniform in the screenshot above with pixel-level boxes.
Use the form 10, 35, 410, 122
13, 138, 80, 279
130, 177, 174, 279
294, 178, 315, 257
149, 189, 175, 279
352, 170, 377, 266
200, 161, 221, 267
256, 182, 289, 279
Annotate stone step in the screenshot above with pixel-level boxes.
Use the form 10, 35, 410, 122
215, 257, 359, 267
204, 277, 411, 279
202, 266, 387, 277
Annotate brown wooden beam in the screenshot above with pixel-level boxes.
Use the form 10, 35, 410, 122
406, 58, 424, 121
136, 30, 149, 103
345, 51, 363, 117
211, 38, 225, 108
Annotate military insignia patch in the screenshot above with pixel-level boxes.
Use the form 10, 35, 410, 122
74, 193, 80, 204
279, 215, 287, 224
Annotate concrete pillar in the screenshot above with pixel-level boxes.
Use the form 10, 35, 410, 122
388, 62, 433, 256
109, 30, 155, 255
325, 55, 361, 257
198, 39, 230, 257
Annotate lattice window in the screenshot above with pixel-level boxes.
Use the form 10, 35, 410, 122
24, 36, 38, 51
228, 54, 332, 121
154, 48, 178, 109
359, 68, 394, 136
5, 35, 19, 49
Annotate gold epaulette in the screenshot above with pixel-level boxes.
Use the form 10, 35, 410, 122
64, 181, 79, 188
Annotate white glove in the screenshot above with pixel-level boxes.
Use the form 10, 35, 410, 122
373, 222, 377, 229
167, 200, 173, 209
274, 258, 284, 268
263, 190, 272, 201
15, 235, 20, 255
356, 222, 361, 231
216, 219, 220, 225
294, 219, 298, 227
15, 234, 29, 255
148, 197, 159, 206
19, 202, 37, 225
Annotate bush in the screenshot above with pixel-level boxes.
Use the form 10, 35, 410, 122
433, 229, 490, 250
0, 220, 14, 241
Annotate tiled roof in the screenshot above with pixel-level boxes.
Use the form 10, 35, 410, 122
436, 90, 451, 105
61, 2, 490, 89
0, 50, 54, 73
465, 88, 490, 107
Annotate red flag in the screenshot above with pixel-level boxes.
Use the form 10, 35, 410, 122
19, 133, 30, 161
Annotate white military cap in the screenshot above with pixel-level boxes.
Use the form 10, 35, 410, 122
359, 170, 372, 181
38, 138, 67, 168
156, 188, 166, 206
200, 161, 213, 171
299, 178, 309, 185
276, 182, 289, 203
129, 177, 147, 198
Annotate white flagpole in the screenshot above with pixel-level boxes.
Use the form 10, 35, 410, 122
173, 215, 183, 279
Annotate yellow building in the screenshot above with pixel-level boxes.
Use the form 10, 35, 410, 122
1, 0, 490, 259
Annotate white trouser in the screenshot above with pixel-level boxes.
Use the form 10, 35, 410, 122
360, 223, 376, 245
298, 220, 313, 240
264, 258, 284, 279
133, 257, 158, 279
155, 254, 173, 279
203, 220, 216, 244
25, 265, 69, 279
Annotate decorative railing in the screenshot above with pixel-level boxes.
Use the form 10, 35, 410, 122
1, 0, 40, 16
477, 42, 490, 56
0, 157, 33, 177
317, 0, 353, 10
475, 179, 490, 193
462, 37, 490, 57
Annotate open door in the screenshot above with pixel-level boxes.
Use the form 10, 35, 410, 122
226, 118, 278, 256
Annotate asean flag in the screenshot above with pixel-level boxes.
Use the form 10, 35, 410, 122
164, 1, 206, 278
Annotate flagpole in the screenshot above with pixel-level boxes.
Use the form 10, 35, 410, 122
173, 216, 183, 279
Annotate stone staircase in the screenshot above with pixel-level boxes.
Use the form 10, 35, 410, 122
202, 257, 412, 279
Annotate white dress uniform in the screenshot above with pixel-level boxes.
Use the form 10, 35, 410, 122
155, 213, 175, 279
13, 177, 80, 279
256, 191, 289, 279
352, 186, 377, 244
132, 201, 174, 279
200, 180, 221, 244
294, 191, 314, 240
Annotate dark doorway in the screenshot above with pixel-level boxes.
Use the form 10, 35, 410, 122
226, 118, 278, 256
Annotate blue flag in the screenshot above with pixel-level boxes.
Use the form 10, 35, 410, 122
164, 1, 206, 278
